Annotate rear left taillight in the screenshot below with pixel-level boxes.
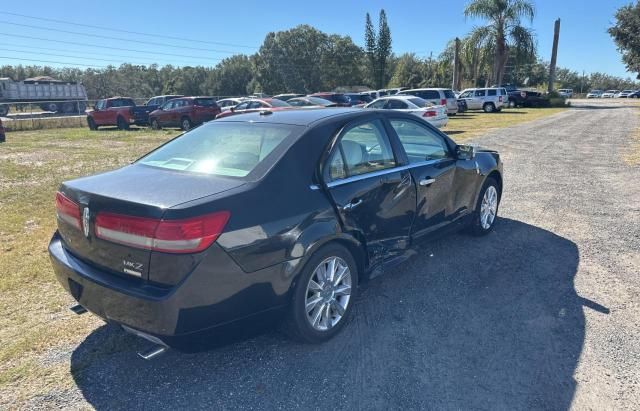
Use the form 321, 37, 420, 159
499, 96, 503, 102
440, 98, 447, 106
55, 192, 81, 229
423, 110, 437, 117
95, 211, 230, 254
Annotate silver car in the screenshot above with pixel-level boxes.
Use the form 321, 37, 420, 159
457, 88, 507, 113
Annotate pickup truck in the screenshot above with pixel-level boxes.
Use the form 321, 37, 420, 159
507, 90, 550, 108
86, 97, 153, 130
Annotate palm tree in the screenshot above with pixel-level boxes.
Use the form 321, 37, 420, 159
464, 0, 536, 85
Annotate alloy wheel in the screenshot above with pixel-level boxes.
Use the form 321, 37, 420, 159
305, 256, 352, 331
480, 185, 498, 229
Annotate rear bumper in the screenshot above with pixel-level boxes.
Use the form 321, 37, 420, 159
49, 232, 292, 343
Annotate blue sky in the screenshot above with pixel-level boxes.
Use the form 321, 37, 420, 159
0, 0, 634, 78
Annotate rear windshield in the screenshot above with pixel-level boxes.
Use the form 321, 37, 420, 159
193, 98, 217, 107
138, 122, 296, 177
443, 90, 456, 98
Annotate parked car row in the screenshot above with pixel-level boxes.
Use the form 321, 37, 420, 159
86, 85, 514, 132
587, 89, 640, 98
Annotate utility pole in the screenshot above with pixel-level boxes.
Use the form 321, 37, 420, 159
548, 18, 561, 93
580, 70, 585, 94
452, 37, 460, 91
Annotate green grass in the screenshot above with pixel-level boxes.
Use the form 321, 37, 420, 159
0, 107, 568, 406
442, 107, 568, 141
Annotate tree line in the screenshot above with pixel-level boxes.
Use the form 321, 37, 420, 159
1, 3, 639, 100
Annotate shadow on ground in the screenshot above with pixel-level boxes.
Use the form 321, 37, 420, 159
71, 218, 596, 409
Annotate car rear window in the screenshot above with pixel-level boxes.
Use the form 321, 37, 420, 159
410, 90, 440, 100
193, 98, 217, 107
268, 99, 291, 107
138, 122, 297, 177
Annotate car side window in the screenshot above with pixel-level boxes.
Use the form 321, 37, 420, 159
386, 99, 408, 109
389, 119, 452, 163
327, 120, 397, 181
368, 100, 387, 109
487, 89, 497, 96
163, 101, 174, 110
96, 100, 105, 110
474, 90, 486, 97
247, 101, 262, 109
235, 102, 249, 110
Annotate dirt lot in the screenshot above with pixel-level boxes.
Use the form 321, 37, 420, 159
1, 104, 639, 409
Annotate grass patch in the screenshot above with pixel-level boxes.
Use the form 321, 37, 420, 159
623, 110, 640, 165
443, 107, 568, 141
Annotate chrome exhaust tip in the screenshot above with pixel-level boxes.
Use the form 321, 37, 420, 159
137, 345, 168, 360
70, 304, 87, 315
121, 324, 169, 360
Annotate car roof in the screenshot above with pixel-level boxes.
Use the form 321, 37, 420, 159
403, 88, 451, 91
375, 95, 419, 100
214, 107, 364, 126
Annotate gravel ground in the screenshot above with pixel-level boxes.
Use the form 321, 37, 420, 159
46, 102, 640, 410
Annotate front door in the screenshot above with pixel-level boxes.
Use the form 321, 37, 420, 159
387, 118, 456, 239
324, 119, 416, 266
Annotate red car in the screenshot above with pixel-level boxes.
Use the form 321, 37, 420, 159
215, 98, 292, 119
149, 97, 221, 131
309, 93, 352, 107
87, 97, 152, 130
0, 118, 5, 143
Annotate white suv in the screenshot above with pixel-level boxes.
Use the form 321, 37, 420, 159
458, 88, 507, 113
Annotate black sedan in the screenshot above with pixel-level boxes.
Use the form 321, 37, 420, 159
49, 108, 503, 354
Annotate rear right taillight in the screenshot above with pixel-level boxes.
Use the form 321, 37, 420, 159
440, 98, 447, 106
95, 211, 230, 254
55, 192, 81, 229
423, 110, 437, 117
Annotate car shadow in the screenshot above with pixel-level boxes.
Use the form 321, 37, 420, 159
70, 218, 594, 409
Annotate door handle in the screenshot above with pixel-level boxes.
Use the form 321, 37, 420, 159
342, 199, 363, 211
419, 178, 436, 186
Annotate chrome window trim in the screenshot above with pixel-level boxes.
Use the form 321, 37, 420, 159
324, 158, 446, 188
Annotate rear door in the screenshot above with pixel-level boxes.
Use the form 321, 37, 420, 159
387, 118, 457, 239
324, 118, 416, 265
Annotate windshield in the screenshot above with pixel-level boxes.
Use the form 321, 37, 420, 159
459, 90, 473, 98
138, 122, 296, 177
268, 99, 291, 107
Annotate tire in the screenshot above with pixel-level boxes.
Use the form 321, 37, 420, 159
45, 102, 59, 112
632, 95, 639, 99
150, 118, 161, 130
468, 177, 500, 236
0, 104, 8, 116
116, 116, 129, 130
508, 100, 516, 108
181, 116, 192, 131
87, 117, 98, 131
284, 243, 358, 343
483, 102, 496, 113
62, 102, 75, 114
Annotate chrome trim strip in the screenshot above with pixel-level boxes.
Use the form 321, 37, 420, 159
325, 159, 446, 188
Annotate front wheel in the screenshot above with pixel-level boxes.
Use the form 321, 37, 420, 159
468, 177, 500, 235
87, 117, 98, 130
284, 243, 358, 343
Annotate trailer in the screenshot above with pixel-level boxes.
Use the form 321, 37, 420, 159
0, 76, 88, 116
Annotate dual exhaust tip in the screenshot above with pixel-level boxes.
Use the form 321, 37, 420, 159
70, 304, 167, 360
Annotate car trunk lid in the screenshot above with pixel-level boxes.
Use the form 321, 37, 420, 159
56, 164, 243, 281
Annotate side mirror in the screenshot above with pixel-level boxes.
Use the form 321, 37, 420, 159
456, 144, 476, 160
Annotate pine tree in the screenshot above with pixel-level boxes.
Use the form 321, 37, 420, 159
376, 9, 392, 89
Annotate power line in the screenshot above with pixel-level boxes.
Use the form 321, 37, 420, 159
0, 20, 242, 54
0, 11, 258, 49
0, 33, 227, 60
0, 56, 109, 68
0, 47, 220, 67
0, 42, 210, 63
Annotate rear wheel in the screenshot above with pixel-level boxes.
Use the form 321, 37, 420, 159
508, 100, 516, 108
483, 103, 496, 113
116, 116, 129, 130
87, 117, 98, 131
468, 177, 500, 235
181, 116, 192, 131
284, 243, 358, 343
0, 104, 8, 116
61, 102, 75, 114
150, 118, 161, 130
